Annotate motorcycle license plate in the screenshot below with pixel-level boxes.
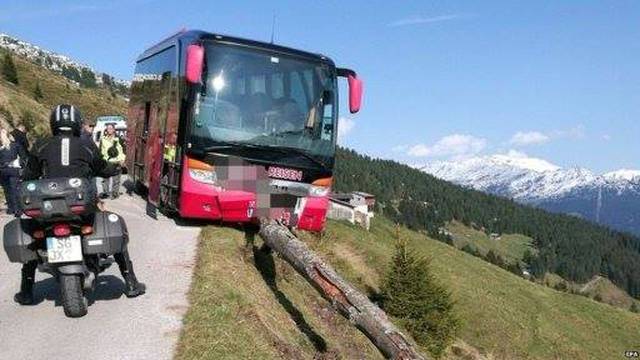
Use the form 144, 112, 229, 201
46, 236, 83, 263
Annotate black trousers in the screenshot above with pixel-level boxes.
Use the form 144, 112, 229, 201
0, 169, 20, 214
20, 247, 137, 288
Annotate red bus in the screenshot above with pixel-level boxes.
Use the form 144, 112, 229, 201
126, 30, 362, 231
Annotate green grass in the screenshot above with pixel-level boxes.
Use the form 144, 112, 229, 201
308, 218, 640, 359
177, 217, 640, 359
446, 220, 535, 264
175, 226, 382, 360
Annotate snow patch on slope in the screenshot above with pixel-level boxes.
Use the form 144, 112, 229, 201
421, 152, 639, 201
0, 33, 130, 87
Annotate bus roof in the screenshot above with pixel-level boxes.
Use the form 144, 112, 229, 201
136, 29, 335, 66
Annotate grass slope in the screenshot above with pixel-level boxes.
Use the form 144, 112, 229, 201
446, 220, 535, 264
177, 218, 640, 359
175, 226, 382, 360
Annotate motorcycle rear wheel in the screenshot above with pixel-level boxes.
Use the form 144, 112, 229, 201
60, 274, 88, 318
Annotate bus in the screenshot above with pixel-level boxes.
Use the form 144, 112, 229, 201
126, 30, 363, 231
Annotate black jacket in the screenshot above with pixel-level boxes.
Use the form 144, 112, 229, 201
11, 129, 29, 154
23, 134, 119, 181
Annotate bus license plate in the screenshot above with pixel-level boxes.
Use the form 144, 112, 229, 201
46, 236, 83, 263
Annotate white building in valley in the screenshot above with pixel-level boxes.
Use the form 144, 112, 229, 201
327, 192, 375, 230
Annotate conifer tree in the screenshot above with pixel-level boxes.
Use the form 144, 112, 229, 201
381, 238, 459, 358
2, 53, 19, 85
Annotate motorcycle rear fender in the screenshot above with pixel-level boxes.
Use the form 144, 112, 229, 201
56, 263, 88, 275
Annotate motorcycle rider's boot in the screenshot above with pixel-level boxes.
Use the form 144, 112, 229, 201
123, 271, 146, 298
115, 251, 146, 298
13, 268, 35, 305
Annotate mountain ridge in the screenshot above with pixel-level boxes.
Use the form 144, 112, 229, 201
0, 33, 129, 92
420, 152, 640, 235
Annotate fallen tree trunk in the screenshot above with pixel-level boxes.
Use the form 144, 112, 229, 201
259, 219, 427, 360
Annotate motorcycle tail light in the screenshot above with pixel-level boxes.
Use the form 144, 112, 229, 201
53, 223, 71, 237
81, 225, 93, 235
70, 205, 86, 215
24, 209, 42, 217
32, 229, 45, 239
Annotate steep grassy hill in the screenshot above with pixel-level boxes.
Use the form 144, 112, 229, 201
334, 148, 640, 299
176, 217, 640, 359
0, 48, 127, 138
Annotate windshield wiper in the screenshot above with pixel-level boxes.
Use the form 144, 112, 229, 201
261, 145, 330, 171
201, 141, 329, 170
201, 141, 254, 152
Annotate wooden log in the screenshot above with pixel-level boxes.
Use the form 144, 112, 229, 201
259, 219, 427, 360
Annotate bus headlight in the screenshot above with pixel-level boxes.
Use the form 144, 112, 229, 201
309, 185, 330, 197
189, 168, 218, 184
187, 157, 218, 185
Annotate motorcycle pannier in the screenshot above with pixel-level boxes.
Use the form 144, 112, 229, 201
2, 218, 38, 263
82, 211, 127, 255
20, 177, 96, 220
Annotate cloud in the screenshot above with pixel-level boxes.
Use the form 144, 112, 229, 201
509, 131, 550, 146
602, 134, 612, 141
388, 14, 473, 27
337, 117, 355, 142
407, 134, 487, 158
508, 125, 586, 147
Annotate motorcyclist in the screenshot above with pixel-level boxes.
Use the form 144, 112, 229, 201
13, 104, 146, 305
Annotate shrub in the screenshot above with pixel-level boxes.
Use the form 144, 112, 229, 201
33, 82, 43, 101
381, 239, 459, 358
553, 281, 568, 292
2, 53, 19, 85
0, 105, 13, 123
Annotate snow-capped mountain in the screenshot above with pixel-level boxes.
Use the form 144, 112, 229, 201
421, 151, 640, 235
0, 33, 130, 88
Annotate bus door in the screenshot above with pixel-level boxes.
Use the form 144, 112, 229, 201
148, 71, 174, 205
133, 102, 151, 185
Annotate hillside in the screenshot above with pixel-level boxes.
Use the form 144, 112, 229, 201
334, 148, 640, 300
0, 46, 127, 138
176, 217, 640, 359
0, 33, 129, 95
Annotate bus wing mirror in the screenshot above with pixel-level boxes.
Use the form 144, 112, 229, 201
186, 44, 204, 84
337, 68, 363, 114
347, 75, 363, 114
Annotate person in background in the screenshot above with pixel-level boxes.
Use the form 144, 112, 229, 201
0, 128, 23, 216
11, 123, 29, 154
99, 123, 125, 199
80, 118, 96, 145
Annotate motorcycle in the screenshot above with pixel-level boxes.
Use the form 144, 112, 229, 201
2, 177, 128, 318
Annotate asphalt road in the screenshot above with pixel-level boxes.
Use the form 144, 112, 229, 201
0, 195, 200, 360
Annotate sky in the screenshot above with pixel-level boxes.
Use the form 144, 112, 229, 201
1, 0, 638, 173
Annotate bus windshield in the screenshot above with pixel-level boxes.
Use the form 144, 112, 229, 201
190, 42, 338, 168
